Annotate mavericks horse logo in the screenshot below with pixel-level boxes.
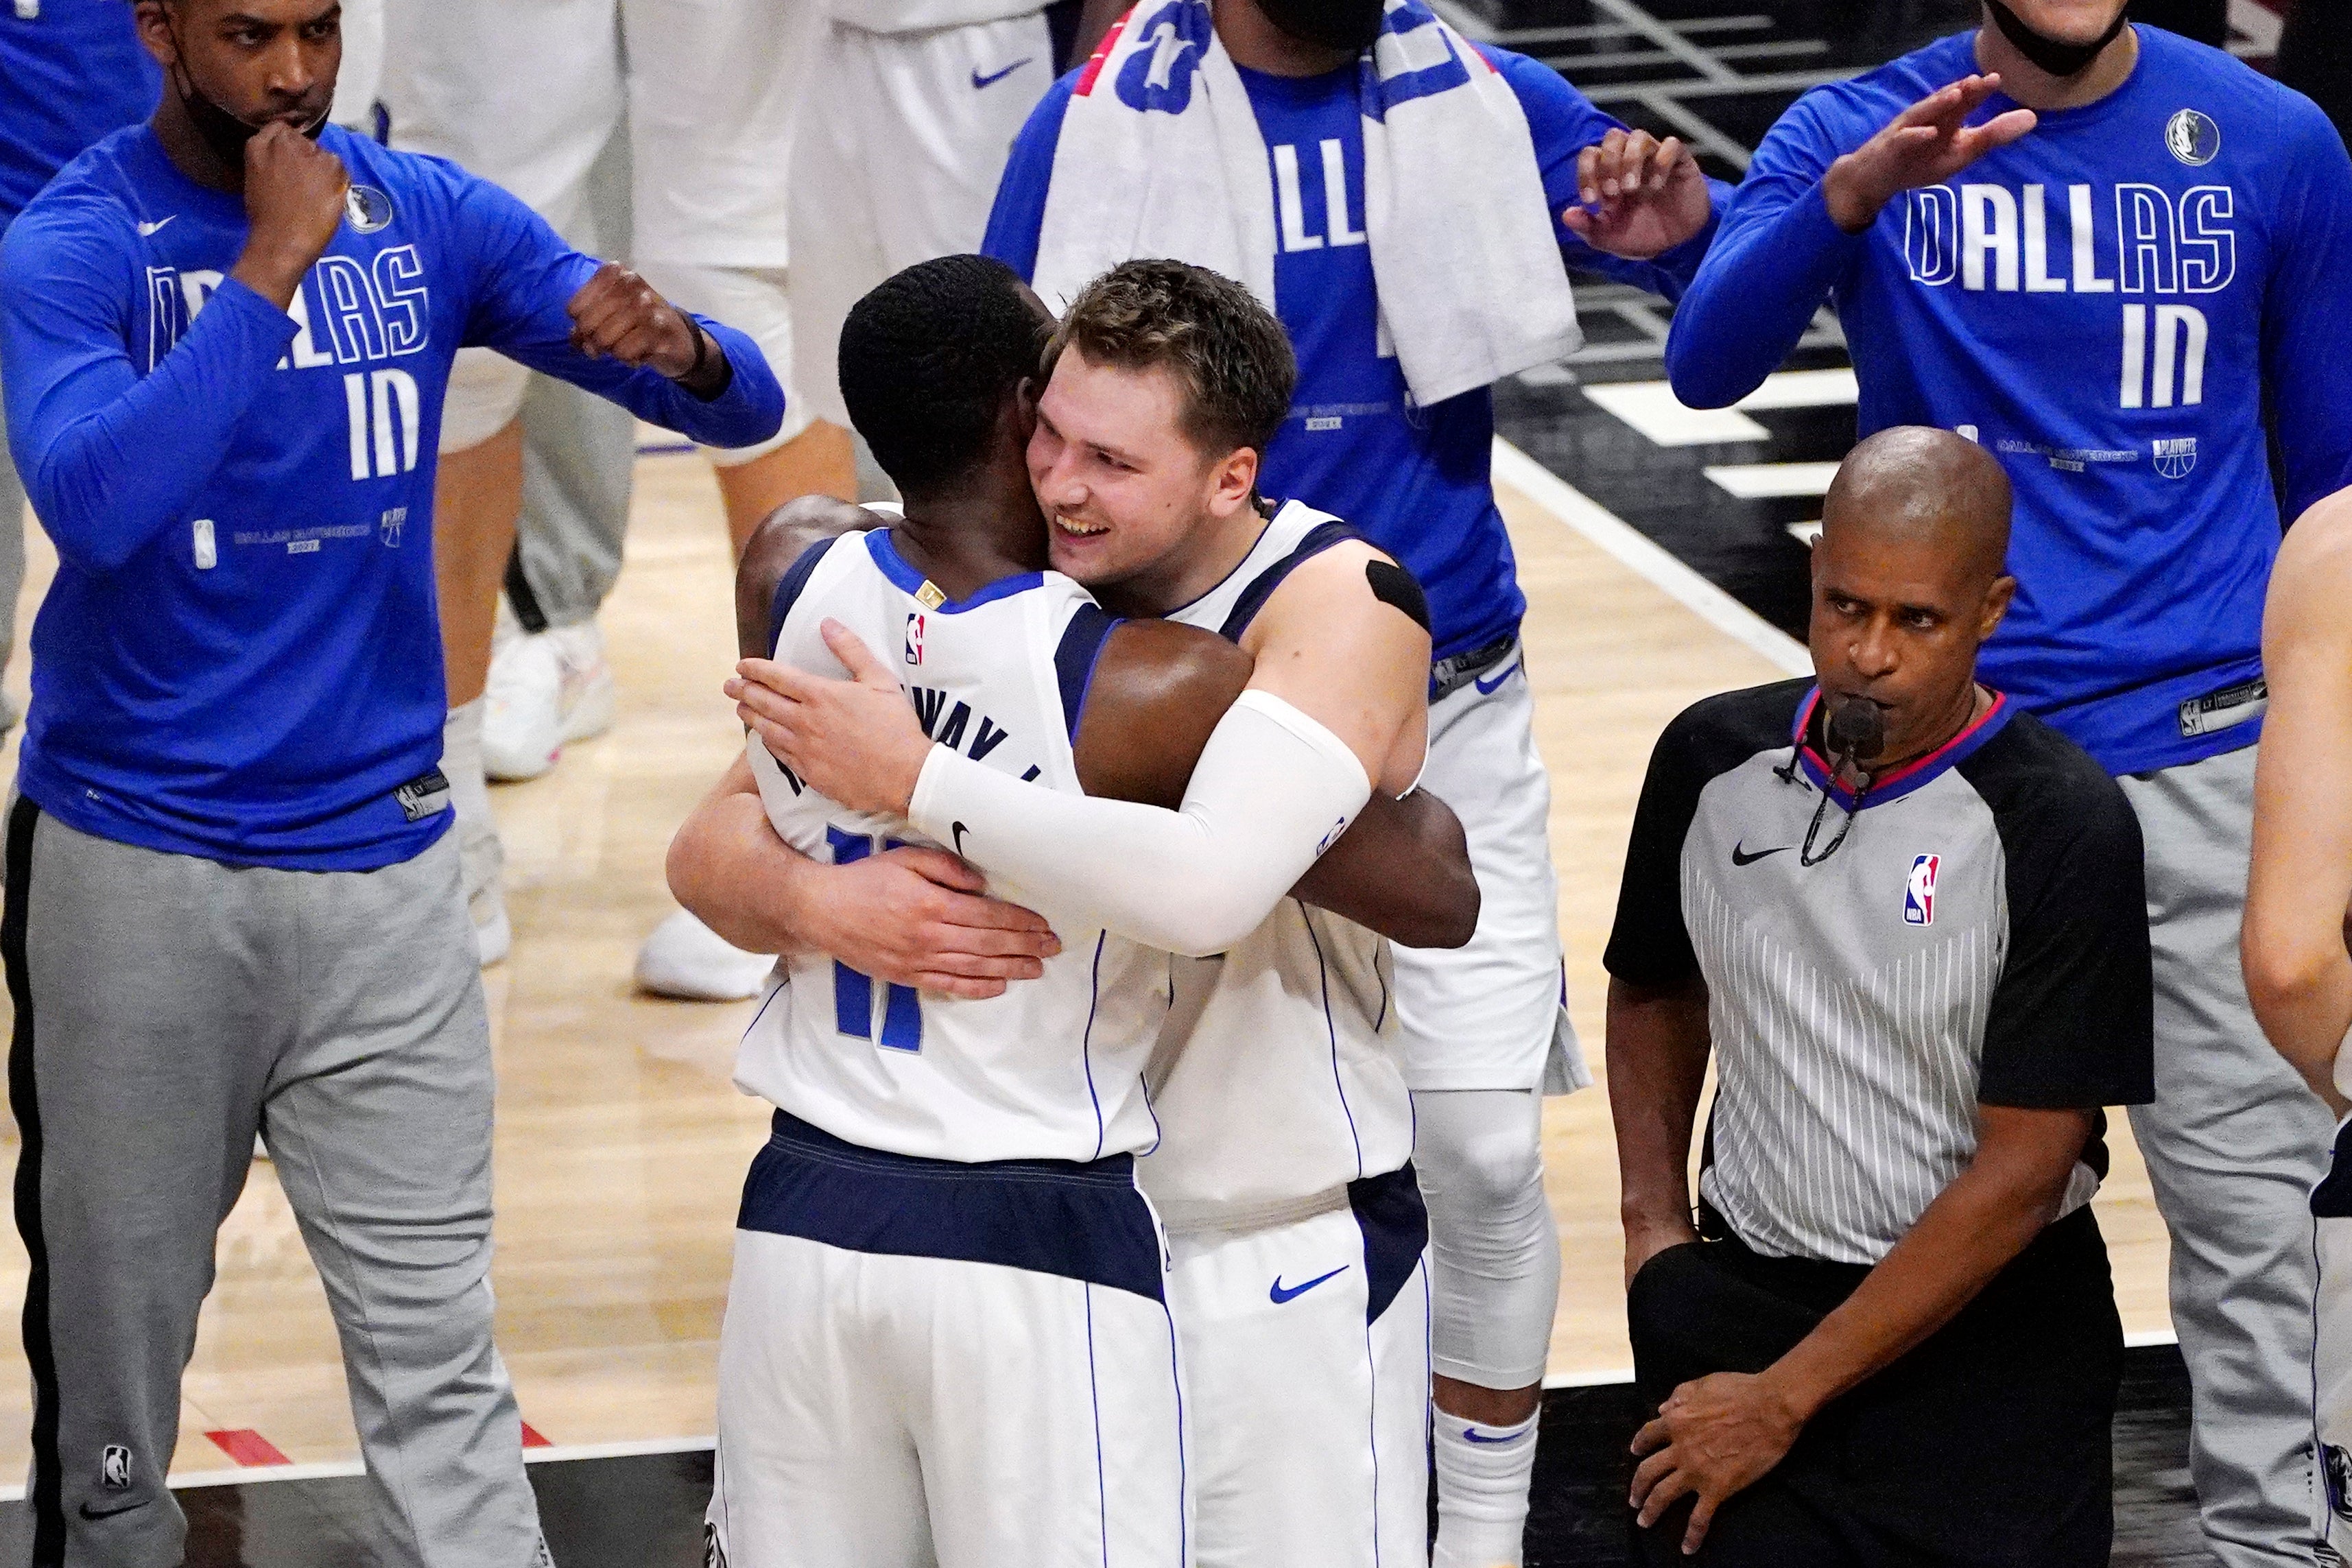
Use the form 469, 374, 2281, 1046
2165, 108, 2220, 167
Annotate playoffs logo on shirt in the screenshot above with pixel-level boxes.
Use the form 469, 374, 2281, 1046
1903, 854, 1940, 927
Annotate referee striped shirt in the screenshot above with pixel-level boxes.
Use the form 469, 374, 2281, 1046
1606, 680, 2156, 1266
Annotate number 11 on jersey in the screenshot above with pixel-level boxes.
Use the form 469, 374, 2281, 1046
825, 828, 924, 1052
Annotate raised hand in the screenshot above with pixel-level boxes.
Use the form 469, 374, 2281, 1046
1562, 130, 1713, 261
566, 262, 718, 389
1822, 75, 2038, 234
230, 123, 348, 309
728, 620, 935, 818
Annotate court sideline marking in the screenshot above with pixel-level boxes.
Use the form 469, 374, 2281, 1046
1492, 438, 1810, 678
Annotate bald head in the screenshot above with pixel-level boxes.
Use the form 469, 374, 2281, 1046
1820, 427, 2012, 589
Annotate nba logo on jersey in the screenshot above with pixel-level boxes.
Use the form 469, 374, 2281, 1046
1903, 855, 1940, 927
100, 1445, 130, 1490
905, 613, 925, 666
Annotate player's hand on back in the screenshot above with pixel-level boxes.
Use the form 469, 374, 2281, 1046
230, 123, 349, 311
1562, 130, 1713, 261
728, 621, 936, 818
567, 262, 724, 392
1821, 75, 2037, 235
813, 846, 1063, 1000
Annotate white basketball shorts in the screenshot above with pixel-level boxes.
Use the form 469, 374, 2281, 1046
706, 1111, 1188, 1568
789, 8, 1060, 430
1165, 1167, 1431, 1568
2314, 1119, 2352, 1562
1392, 642, 1590, 1093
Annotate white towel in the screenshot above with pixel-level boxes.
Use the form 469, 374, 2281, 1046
1032, 0, 1580, 407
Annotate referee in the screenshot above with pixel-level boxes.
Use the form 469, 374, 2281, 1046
1664, 6, 2352, 1558
1606, 430, 2154, 1565
0, 1, 782, 1562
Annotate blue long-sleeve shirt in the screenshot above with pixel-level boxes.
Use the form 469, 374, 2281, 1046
0, 0, 158, 231
986, 45, 1728, 661
0, 124, 785, 869
1667, 27, 2352, 776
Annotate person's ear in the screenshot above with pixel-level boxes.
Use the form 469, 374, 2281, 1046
133, 1, 181, 71
1206, 445, 1259, 519
1979, 574, 2018, 641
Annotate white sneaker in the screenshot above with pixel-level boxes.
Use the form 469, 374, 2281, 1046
484, 621, 617, 782
634, 909, 775, 1001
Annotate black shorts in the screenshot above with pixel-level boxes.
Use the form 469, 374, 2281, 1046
1625, 1205, 2123, 1567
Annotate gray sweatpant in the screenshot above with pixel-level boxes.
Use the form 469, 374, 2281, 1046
0, 802, 547, 1567
2119, 743, 2336, 1566
0, 368, 29, 715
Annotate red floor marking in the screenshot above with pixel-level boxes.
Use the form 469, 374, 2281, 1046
520, 1422, 551, 1449
205, 1429, 290, 1467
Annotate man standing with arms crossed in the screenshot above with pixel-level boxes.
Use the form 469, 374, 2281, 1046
984, 8, 1723, 1555
1665, 5, 2352, 1560
0, 0, 783, 1560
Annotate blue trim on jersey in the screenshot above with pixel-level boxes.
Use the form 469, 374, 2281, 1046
768, 536, 840, 655
1084, 1285, 1111, 1567
1160, 1298, 1190, 1566
1056, 603, 1121, 743
1218, 519, 1360, 641
1350, 1163, 1429, 1325
1792, 686, 2017, 810
741, 1110, 1167, 1300
865, 530, 1045, 613
1082, 932, 1109, 1162
1300, 906, 1366, 1179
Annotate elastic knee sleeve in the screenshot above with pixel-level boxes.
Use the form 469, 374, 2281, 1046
1414, 1089, 1560, 1389
439, 348, 529, 454
634, 261, 813, 461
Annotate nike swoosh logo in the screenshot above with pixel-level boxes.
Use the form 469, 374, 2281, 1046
80, 1497, 147, 1520
1462, 1425, 1530, 1445
1269, 1265, 1348, 1305
1474, 661, 1522, 696
951, 821, 971, 858
971, 58, 1032, 88
136, 216, 175, 237
1731, 842, 1790, 867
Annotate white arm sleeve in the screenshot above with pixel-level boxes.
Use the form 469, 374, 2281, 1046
905, 689, 1373, 958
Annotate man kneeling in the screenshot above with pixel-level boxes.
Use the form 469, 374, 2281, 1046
1603, 427, 2154, 1566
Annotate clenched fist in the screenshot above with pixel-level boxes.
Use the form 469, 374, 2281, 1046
567, 263, 728, 395
230, 123, 349, 310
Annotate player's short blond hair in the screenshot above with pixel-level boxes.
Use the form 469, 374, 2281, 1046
1044, 260, 1297, 462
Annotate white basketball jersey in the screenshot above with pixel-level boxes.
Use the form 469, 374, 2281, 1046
736, 529, 1171, 1166
1139, 501, 1417, 1226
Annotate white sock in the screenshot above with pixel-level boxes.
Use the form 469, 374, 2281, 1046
1432, 1408, 1540, 1568
442, 700, 503, 909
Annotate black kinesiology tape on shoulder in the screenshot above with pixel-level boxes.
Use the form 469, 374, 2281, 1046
1366, 559, 1430, 632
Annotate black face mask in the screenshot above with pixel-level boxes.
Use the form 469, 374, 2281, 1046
167, 19, 329, 166
1984, 0, 2130, 78
1257, 0, 1386, 54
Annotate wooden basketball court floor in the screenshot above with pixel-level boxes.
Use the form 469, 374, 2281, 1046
0, 444, 2173, 1484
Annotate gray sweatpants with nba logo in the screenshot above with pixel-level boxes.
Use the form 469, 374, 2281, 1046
0, 800, 549, 1567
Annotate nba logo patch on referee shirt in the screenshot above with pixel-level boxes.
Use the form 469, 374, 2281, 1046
1903, 855, 1940, 927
